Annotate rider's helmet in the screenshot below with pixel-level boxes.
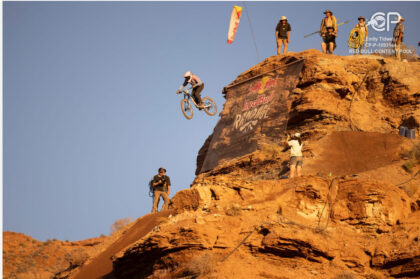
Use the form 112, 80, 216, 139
184, 71, 192, 78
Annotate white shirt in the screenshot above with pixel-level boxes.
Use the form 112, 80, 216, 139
288, 139, 303, 157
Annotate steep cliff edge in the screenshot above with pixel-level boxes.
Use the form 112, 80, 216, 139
110, 50, 419, 279
4, 50, 419, 279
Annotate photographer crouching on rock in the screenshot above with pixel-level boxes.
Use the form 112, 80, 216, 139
151, 167, 171, 213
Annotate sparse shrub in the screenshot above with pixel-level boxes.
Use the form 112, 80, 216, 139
261, 143, 283, 159
334, 272, 356, 279
402, 142, 420, 173
402, 160, 415, 173
400, 181, 418, 197
277, 204, 283, 215
66, 248, 89, 267
185, 252, 217, 277
378, 43, 419, 61
225, 204, 241, 216
110, 217, 133, 235
412, 142, 420, 162
366, 270, 387, 279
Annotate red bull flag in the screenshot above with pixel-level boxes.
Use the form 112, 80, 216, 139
227, 5, 242, 44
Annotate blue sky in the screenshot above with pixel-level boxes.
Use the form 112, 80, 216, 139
3, 1, 419, 241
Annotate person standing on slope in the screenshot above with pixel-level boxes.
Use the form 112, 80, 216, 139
177, 71, 205, 109
286, 133, 304, 178
151, 167, 171, 213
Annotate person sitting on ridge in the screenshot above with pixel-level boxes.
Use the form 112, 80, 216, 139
322, 27, 337, 54
177, 71, 205, 109
286, 133, 304, 178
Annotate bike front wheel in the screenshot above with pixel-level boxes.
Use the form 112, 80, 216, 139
181, 99, 193, 120
203, 97, 217, 116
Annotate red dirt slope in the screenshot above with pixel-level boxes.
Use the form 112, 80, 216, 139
71, 210, 172, 279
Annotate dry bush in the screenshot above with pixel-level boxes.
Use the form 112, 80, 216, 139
402, 142, 420, 174
65, 249, 89, 267
184, 252, 217, 278
402, 160, 415, 173
412, 142, 420, 162
110, 217, 133, 235
334, 272, 356, 279
377, 43, 419, 61
261, 143, 283, 159
400, 181, 419, 197
366, 270, 387, 279
225, 204, 241, 216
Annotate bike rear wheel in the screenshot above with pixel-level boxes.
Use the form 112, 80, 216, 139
203, 97, 217, 116
181, 99, 193, 120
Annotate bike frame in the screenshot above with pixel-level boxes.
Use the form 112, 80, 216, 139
182, 87, 210, 108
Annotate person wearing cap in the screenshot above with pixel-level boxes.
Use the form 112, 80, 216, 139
393, 17, 405, 61
320, 10, 337, 37
275, 16, 292, 55
355, 16, 369, 54
151, 167, 171, 213
286, 133, 304, 178
321, 27, 337, 54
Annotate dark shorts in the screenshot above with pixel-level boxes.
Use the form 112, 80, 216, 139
323, 37, 336, 45
290, 156, 303, 167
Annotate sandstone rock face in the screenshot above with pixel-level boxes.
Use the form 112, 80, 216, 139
197, 50, 420, 175
112, 176, 419, 279
6, 51, 420, 279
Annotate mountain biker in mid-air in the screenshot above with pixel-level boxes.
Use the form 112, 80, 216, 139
177, 71, 204, 109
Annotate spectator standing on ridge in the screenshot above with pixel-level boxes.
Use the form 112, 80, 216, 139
275, 16, 292, 55
286, 133, 304, 178
393, 17, 405, 61
355, 16, 369, 54
321, 27, 337, 54
320, 9, 337, 36
151, 167, 171, 213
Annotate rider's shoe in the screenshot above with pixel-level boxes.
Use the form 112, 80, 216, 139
198, 103, 205, 110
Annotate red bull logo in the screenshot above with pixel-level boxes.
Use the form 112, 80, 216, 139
250, 76, 276, 94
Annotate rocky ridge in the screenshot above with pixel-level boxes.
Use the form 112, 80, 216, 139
3, 50, 420, 279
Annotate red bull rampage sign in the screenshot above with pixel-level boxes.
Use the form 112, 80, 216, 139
200, 60, 304, 173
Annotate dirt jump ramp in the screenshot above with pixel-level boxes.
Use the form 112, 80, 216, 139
305, 131, 409, 176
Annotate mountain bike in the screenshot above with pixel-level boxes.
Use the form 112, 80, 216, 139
177, 87, 217, 120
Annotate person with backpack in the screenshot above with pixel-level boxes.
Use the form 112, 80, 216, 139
320, 9, 337, 36
275, 16, 292, 55
286, 133, 304, 178
177, 71, 205, 109
151, 167, 171, 213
